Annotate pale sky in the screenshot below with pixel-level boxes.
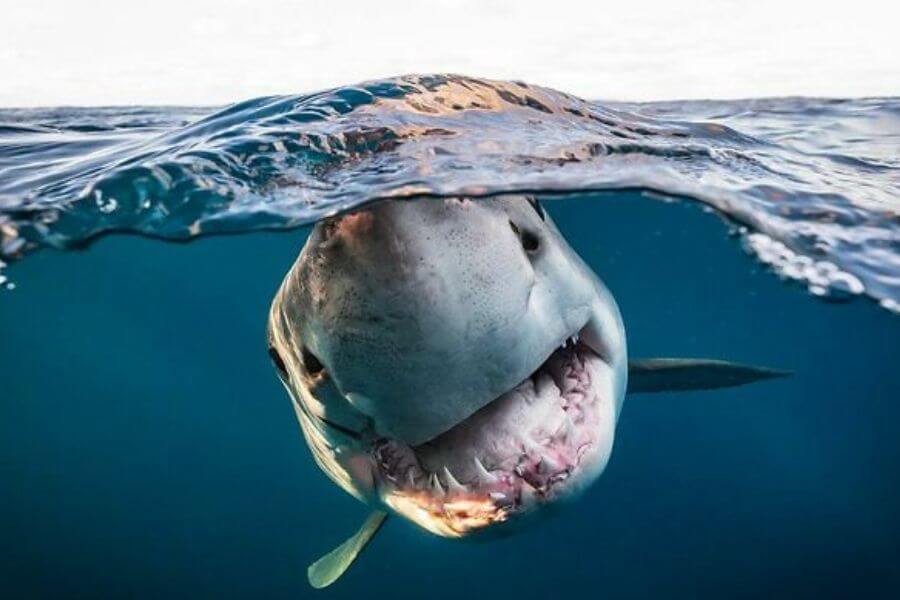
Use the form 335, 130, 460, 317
2, 0, 898, 107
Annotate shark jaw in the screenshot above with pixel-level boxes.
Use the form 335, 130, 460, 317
369, 321, 618, 538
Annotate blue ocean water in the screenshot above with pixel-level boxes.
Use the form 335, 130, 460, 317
1, 75, 899, 597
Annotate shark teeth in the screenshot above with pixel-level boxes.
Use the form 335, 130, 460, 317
473, 456, 498, 483
430, 473, 445, 497
442, 466, 467, 493
538, 451, 562, 473
375, 326, 606, 520
557, 413, 578, 439
520, 438, 563, 475
560, 333, 580, 350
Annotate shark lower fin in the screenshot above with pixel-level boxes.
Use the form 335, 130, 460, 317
307, 510, 388, 589
628, 358, 789, 394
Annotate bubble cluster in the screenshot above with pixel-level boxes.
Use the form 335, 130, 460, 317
0, 260, 11, 291
744, 233, 865, 300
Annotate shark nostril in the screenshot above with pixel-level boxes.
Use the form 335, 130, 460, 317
302, 346, 325, 375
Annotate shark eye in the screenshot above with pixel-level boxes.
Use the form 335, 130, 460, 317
527, 197, 546, 221
510, 220, 541, 254
268, 346, 289, 380
302, 346, 325, 375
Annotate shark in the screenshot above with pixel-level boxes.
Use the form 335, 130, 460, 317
266, 195, 786, 588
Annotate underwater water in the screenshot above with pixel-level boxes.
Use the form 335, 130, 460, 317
1, 75, 899, 597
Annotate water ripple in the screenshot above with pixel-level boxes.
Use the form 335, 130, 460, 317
0, 74, 897, 308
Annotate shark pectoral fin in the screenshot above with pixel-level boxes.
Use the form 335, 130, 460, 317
627, 358, 790, 394
307, 510, 388, 589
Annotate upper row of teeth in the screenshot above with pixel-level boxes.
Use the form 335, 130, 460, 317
561, 334, 580, 349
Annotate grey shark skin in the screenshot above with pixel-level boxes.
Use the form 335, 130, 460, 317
267, 196, 786, 588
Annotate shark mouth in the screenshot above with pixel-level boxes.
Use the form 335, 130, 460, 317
371, 325, 615, 537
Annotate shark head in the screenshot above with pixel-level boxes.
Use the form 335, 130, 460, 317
268, 195, 628, 537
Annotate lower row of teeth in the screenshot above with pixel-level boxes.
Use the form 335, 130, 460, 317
379, 412, 589, 503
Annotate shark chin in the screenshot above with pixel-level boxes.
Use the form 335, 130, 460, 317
266, 194, 787, 588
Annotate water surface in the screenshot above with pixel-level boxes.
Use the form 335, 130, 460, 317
2, 75, 898, 308
1, 75, 899, 597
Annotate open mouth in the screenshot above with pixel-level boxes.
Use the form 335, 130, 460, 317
371, 324, 614, 537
